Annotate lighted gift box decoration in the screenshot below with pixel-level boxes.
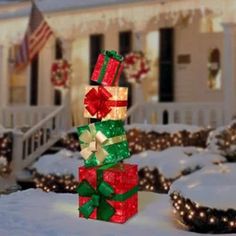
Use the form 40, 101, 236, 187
77, 120, 130, 167
84, 86, 128, 120
91, 50, 124, 86
77, 50, 138, 224
77, 163, 138, 223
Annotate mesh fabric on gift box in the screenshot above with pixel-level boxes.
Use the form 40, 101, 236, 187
90, 50, 123, 86
84, 85, 128, 120
77, 120, 130, 167
77, 163, 138, 224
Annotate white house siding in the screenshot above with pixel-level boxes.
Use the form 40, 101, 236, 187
174, 14, 224, 103
0, 0, 234, 123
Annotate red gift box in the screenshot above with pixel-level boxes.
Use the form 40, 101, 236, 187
91, 50, 124, 86
77, 163, 138, 224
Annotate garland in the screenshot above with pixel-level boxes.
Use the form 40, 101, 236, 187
123, 51, 150, 84
51, 59, 72, 88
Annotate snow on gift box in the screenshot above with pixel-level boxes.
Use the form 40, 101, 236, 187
77, 163, 138, 224
169, 163, 236, 234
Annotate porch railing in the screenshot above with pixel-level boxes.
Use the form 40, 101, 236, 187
0, 92, 71, 176
0, 106, 57, 129
126, 102, 224, 128
11, 104, 70, 173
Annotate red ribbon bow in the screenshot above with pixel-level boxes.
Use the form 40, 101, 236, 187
84, 86, 127, 119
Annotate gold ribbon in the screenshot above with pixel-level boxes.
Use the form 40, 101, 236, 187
79, 124, 108, 163
79, 124, 127, 164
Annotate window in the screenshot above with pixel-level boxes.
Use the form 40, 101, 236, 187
54, 38, 64, 105
55, 38, 63, 60
208, 48, 221, 90
8, 45, 27, 105
89, 34, 104, 77
30, 55, 39, 105
119, 31, 132, 106
119, 31, 132, 56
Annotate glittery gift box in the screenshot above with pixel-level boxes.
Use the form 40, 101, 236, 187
77, 163, 138, 224
83, 85, 128, 120
77, 120, 130, 167
90, 50, 124, 86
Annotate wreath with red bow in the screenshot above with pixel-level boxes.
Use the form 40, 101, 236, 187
123, 51, 150, 84
51, 59, 72, 88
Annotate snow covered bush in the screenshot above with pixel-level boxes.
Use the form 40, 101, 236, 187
208, 120, 236, 161
127, 125, 211, 154
0, 132, 13, 176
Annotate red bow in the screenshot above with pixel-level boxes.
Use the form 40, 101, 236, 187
84, 87, 127, 119
84, 87, 113, 119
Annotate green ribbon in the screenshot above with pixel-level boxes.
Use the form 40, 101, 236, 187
97, 50, 123, 84
77, 164, 138, 221
103, 50, 124, 62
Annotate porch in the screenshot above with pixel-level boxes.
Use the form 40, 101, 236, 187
0, 93, 71, 178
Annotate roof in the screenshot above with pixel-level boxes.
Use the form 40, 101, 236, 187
0, 0, 159, 19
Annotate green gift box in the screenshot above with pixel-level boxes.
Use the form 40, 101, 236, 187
77, 120, 130, 167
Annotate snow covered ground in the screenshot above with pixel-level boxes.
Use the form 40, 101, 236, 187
31, 149, 83, 177
126, 147, 225, 179
32, 147, 225, 181
0, 188, 230, 236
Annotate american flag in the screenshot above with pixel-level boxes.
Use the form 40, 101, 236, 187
15, 1, 53, 69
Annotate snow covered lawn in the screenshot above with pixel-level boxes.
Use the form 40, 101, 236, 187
0, 189, 229, 236
32, 147, 225, 181
31, 150, 83, 177
127, 147, 225, 179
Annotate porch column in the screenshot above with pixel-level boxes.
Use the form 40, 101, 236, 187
132, 31, 146, 105
0, 44, 9, 108
105, 25, 118, 51
62, 38, 74, 128
133, 31, 145, 51
222, 23, 236, 123
38, 37, 55, 105
63, 38, 74, 61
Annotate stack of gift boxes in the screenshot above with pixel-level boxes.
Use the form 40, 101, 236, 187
76, 50, 138, 224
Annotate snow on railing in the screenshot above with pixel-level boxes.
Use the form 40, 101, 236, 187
126, 102, 224, 128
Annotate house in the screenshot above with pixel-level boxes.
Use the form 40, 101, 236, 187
0, 0, 236, 174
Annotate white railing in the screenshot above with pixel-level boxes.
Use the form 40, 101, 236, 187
0, 106, 57, 129
11, 104, 70, 174
126, 102, 224, 128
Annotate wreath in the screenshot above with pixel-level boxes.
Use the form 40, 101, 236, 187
51, 59, 72, 88
123, 51, 150, 84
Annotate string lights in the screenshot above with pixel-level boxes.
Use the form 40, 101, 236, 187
139, 167, 173, 193
61, 133, 80, 152
127, 128, 211, 154
170, 191, 236, 234
208, 120, 236, 161
33, 171, 78, 193
0, 133, 13, 176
